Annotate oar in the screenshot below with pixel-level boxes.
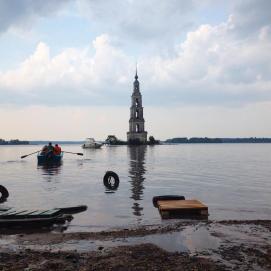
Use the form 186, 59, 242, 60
62, 151, 83, 156
21, 150, 41, 159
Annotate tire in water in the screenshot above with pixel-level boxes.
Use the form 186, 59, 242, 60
0, 185, 9, 201
103, 171, 120, 190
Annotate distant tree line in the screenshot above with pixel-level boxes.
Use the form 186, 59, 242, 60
221, 138, 271, 143
0, 139, 29, 145
105, 135, 127, 145
165, 137, 271, 144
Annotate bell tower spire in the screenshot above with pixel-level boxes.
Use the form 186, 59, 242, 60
127, 69, 148, 144
135, 65, 138, 80
133, 63, 140, 93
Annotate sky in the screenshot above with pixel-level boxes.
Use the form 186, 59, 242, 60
0, 0, 270, 141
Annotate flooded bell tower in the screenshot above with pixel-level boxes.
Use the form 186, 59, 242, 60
127, 69, 148, 144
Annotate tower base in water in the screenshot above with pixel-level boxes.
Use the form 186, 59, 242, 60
127, 131, 148, 145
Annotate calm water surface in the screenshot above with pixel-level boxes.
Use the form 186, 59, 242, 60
0, 144, 270, 231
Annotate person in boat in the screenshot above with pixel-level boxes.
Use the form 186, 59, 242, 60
45, 142, 54, 158
41, 145, 48, 155
47, 142, 54, 152
54, 144, 62, 155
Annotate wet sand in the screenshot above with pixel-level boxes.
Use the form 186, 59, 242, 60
0, 220, 270, 270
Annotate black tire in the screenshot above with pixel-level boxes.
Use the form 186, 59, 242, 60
152, 195, 185, 208
0, 185, 9, 201
103, 171, 120, 190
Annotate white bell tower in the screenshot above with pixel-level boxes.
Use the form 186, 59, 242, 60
127, 69, 148, 144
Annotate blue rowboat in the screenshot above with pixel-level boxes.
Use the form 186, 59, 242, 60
37, 151, 63, 164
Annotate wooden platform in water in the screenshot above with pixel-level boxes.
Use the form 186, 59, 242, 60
158, 199, 208, 219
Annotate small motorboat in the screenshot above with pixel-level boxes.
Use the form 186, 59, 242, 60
82, 138, 103, 149
37, 151, 63, 164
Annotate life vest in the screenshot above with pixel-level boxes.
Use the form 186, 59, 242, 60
54, 146, 61, 155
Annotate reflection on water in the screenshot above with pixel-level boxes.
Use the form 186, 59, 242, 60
38, 164, 62, 192
37, 163, 62, 181
128, 146, 146, 217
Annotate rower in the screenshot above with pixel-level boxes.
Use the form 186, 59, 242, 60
41, 145, 48, 155
46, 142, 54, 158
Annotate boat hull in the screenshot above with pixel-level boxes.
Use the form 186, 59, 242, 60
82, 143, 102, 149
37, 152, 63, 164
0, 214, 71, 228
82, 138, 103, 149
0, 205, 87, 233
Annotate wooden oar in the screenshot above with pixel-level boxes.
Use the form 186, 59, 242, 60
62, 151, 83, 156
21, 150, 41, 159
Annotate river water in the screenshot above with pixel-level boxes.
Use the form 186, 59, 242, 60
0, 144, 270, 231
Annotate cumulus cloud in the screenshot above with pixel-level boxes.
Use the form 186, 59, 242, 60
0, 0, 271, 107
0, 0, 198, 40
77, 0, 271, 45
0, 0, 271, 139
1, 16, 271, 107
230, 0, 271, 37
77, 0, 198, 45
0, 0, 270, 44
138, 17, 271, 106
0, 34, 132, 105
0, 0, 70, 33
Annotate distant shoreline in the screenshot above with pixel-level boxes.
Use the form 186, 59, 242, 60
1, 137, 271, 146
0, 139, 30, 145
165, 137, 271, 144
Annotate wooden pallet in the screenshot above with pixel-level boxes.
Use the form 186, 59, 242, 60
158, 199, 208, 219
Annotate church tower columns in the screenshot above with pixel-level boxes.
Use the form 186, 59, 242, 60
127, 70, 148, 144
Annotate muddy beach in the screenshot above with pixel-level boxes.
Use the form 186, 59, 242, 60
0, 219, 270, 270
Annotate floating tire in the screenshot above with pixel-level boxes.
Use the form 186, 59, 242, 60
0, 185, 9, 202
152, 195, 185, 208
103, 171, 120, 190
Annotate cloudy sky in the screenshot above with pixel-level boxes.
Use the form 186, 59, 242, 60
0, 0, 270, 140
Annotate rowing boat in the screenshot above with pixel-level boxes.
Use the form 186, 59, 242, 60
0, 205, 87, 228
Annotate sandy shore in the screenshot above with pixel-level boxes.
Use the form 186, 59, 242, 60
0, 220, 270, 270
